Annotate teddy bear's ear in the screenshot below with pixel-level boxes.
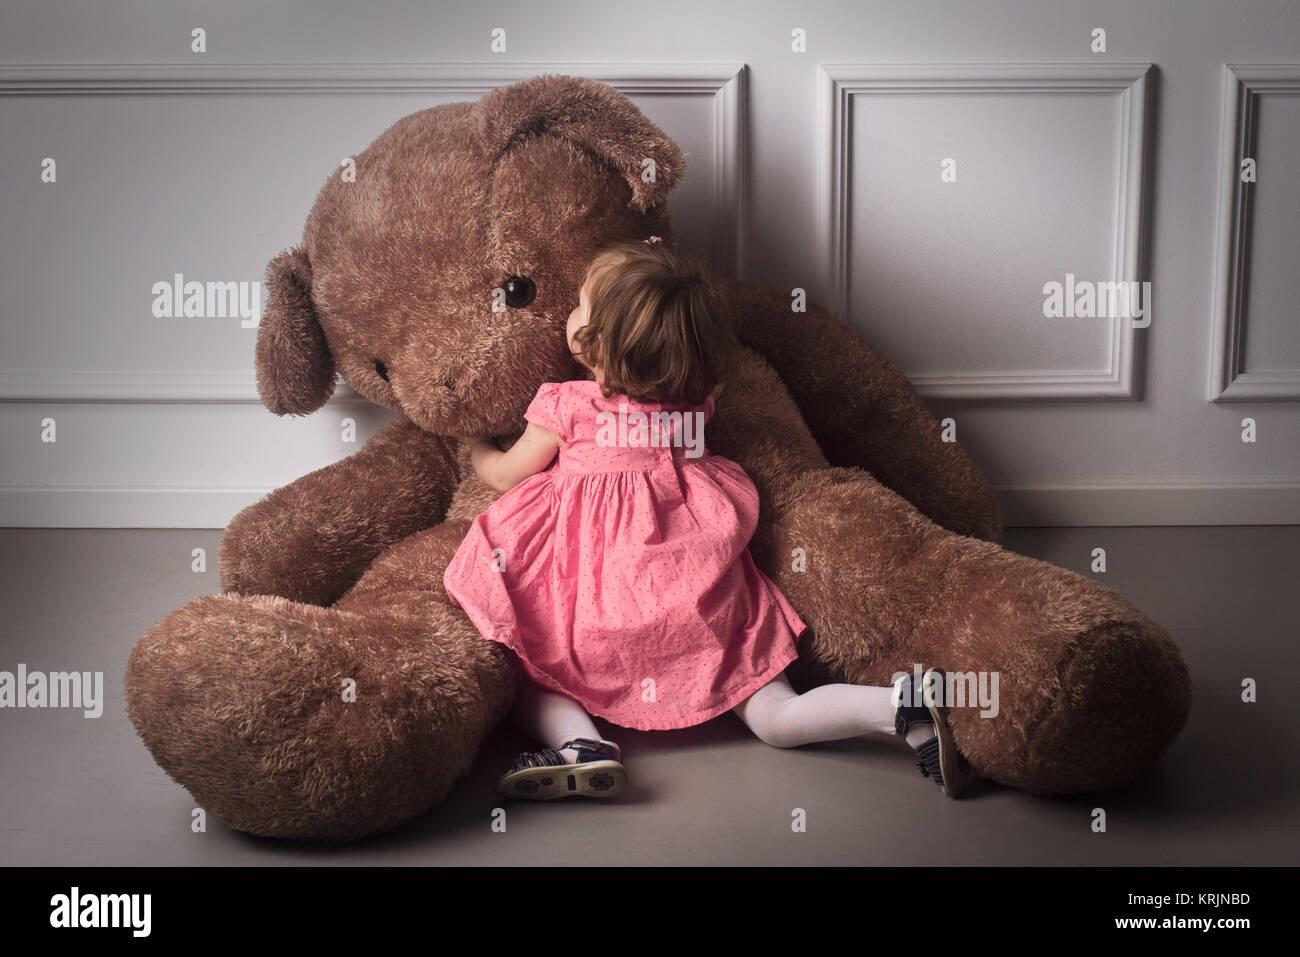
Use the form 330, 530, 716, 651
473, 74, 686, 213
256, 246, 336, 416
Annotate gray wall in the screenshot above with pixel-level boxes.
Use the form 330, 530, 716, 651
0, 0, 1296, 528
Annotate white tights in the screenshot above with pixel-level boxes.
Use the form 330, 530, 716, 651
511, 671, 923, 760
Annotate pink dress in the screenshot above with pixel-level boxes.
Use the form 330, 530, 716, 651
442, 378, 807, 731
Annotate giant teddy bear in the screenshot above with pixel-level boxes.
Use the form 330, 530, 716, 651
124, 74, 1191, 842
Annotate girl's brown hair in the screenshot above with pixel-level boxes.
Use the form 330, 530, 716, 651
573, 239, 740, 406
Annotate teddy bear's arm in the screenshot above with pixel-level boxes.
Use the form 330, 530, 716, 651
726, 279, 1003, 542
218, 416, 462, 606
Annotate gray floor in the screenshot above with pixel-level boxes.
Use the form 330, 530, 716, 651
0, 525, 1296, 866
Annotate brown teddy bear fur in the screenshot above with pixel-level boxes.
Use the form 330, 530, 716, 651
124, 74, 1191, 842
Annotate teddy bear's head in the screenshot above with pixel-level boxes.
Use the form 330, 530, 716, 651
257, 74, 685, 437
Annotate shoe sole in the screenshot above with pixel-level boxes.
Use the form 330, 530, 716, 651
496, 760, 628, 800
924, 668, 972, 799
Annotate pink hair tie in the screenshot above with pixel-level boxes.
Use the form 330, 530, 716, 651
644, 235, 663, 245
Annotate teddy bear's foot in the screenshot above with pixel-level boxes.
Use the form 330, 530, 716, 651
900, 564, 1193, 795
124, 589, 513, 842
911, 548, 1193, 796
945, 612, 1193, 796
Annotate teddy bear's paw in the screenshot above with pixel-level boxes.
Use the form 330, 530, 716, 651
124, 592, 514, 841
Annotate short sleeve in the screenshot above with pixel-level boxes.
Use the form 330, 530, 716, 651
525, 382, 568, 442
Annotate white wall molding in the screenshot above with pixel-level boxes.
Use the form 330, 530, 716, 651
0, 485, 271, 529
993, 478, 1300, 527
0, 372, 371, 404
817, 62, 1152, 401
1208, 63, 1300, 402
4, 479, 1295, 529
0, 61, 745, 403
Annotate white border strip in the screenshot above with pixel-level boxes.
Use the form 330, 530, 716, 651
3, 480, 1296, 528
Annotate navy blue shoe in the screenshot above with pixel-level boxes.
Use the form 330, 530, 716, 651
894, 668, 972, 798
496, 738, 627, 800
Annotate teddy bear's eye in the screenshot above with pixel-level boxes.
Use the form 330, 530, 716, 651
374, 360, 390, 382
502, 276, 537, 309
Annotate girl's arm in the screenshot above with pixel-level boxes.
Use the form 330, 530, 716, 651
469, 423, 562, 493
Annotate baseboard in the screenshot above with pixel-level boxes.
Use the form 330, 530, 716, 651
993, 479, 1300, 526
0, 479, 1296, 528
0, 486, 268, 528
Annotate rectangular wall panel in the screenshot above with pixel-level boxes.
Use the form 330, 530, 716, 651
818, 63, 1151, 400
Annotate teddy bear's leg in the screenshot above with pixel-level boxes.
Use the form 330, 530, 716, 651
712, 350, 1191, 796
765, 473, 1191, 795
125, 520, 514, 842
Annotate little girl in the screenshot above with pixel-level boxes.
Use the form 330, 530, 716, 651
442, 237, 973, 801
